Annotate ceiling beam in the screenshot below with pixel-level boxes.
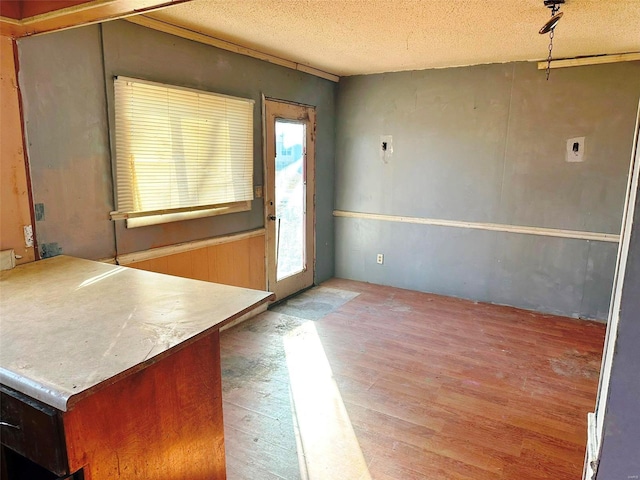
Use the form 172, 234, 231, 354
125, 14, 340, 83
537, 52, 640, 70
0, 0, 192, 38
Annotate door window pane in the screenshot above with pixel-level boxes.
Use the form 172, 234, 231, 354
275, 121, 305, 281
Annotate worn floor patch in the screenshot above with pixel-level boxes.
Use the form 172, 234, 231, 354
550, 349, 601, 379
221, 350, 286, 391
242, 311, 306, 336
270, 286, 360, 321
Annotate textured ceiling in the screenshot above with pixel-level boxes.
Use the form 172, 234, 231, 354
149, 0, 640, 76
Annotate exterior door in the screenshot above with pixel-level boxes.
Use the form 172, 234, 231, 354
264, 98, 316, 301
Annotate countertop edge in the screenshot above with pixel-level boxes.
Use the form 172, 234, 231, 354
2, 291, 274, 412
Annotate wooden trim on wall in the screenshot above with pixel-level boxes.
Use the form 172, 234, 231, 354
11, 38, 38, 261
537, 52, 640, 70
117, 228, 265, 264
334, 210, 621, 243
0, 36, 36, 264
124, 15, 340, 83
0, 0, 191, 38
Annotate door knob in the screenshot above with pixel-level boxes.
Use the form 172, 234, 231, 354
268, 215, 277, 221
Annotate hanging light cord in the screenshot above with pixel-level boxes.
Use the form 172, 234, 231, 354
545, 4, 561, 80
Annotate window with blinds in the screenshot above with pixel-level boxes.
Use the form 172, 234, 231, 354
111, 76, 254, 227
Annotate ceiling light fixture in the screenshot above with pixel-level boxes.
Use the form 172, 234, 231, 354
539, 0, 565, 80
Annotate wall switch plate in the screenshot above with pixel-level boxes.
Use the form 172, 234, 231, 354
380, 135, 393, 163
254, 185, 263, 198
566, 137, 585, 163
376, 253, 384, 264
24, 225, 34, 247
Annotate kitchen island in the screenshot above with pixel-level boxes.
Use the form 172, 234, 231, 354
0, 256, 273, 479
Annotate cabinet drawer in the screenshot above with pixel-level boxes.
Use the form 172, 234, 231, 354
0, 385, 69, 476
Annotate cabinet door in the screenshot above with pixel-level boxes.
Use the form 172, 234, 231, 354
0, 385, 69, 477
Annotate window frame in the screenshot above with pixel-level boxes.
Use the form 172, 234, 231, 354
109, 76, 255, 228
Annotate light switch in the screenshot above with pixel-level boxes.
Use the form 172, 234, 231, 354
380, 135, 393, 163
566, 137, 585, 163
24, 225, 34, 247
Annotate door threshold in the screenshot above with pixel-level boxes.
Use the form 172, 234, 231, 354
267, 284, 315, 309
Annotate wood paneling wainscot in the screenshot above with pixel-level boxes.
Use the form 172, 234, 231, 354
119, 229, 266, 291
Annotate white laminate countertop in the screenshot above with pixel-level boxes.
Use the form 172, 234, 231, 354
0, 256, 273, 411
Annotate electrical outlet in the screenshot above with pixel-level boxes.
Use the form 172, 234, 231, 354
376, 253, 384, 265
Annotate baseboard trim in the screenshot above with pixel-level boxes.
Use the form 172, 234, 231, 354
220, 303, 269, 332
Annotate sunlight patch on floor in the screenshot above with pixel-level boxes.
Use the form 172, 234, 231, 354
283, 321, 371, 480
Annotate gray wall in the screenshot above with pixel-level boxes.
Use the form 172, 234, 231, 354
335, 62, 640, 319
18, 20, 336, 283
597, 149, 640, 476
18, 26, 114, 261
17, 23, 640, 315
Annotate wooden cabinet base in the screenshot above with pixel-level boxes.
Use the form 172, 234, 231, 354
1, 447, 83, 480
2, 331, 226, 480
63, 331, 226, 480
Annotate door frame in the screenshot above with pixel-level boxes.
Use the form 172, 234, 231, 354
585, 98, 640, 479
262, 96, 316, 300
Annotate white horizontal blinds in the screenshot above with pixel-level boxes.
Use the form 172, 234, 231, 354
114, 77, 254, 216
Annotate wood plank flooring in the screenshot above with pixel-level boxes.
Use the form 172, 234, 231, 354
220, 279, 606, 479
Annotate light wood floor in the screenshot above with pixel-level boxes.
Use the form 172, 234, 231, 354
220, 279, 606, 480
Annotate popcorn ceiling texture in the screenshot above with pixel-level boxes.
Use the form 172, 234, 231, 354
149, 0, 640, 76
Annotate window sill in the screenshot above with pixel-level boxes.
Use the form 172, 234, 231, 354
110, 201, 251, 229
